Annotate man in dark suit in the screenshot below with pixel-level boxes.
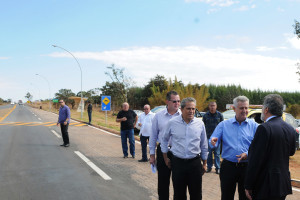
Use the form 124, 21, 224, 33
245, 94, 297, 200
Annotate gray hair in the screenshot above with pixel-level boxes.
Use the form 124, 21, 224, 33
233, 96, 249, 108
263, 94, 284, 117
181, 97, 196, 109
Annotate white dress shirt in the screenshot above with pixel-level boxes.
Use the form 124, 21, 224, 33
161, 115, 208, 160
137, 111, 155, 137
149, 108, 181, 155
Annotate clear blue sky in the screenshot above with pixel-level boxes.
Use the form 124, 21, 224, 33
1, 0, 300, 102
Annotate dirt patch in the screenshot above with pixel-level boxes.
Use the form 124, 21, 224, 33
290, 150, 300, 180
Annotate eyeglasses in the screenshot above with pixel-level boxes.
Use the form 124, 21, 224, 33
59, 102, 63, 103
170, 100, 180, 103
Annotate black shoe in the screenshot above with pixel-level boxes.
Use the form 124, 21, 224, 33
60, 144, 65, 147
138, 159, 148, 162
132, 155, 135, 159
123, 156, 128, 158
206, 168, 212, 173
64, 144, 70, 147
216, 169, 220, 174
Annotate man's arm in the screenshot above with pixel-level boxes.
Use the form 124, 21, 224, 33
200, 123, 208, 174
149, 115, 159, 165
209, 122, 223, 148
134, 115, 138, 128
161, 121, 172, 168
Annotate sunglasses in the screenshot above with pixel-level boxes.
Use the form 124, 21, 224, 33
170, 100, 180, 103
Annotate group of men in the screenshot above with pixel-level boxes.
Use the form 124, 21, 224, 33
116, 91, 297, 200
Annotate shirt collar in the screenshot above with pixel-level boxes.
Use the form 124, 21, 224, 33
181, 115, 194, 124
163, 108, 181, 116
266, 115, 277, 122
232, 116, 249, 124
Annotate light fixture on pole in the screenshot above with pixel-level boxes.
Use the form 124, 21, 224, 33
35, 74, 52, 112
52, 45, 83, 120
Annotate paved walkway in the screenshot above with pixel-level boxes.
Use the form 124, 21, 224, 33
32, 107, 300, 200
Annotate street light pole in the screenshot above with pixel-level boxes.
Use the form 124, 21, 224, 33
52, 45, 83, 120
35, 74, 52, 112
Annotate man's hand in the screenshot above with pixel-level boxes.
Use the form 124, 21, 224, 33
56, 123, 59, 127
202, 164, 207, 175
211, 137, 218, 146
149, 155, 155, 165
236, 153, 247, 163
122, 117, 127, 121
245, 189, 252, 200
64, 121, 67, 125
164, 158, 171, 169
138, 123, 142, 127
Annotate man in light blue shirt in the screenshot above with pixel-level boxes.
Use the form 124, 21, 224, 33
149, 91, 181, 200
161, 97, 208, 200
210, 96, 258, 200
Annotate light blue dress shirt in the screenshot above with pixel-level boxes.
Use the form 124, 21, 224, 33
161, 115, 208, 160
149, 108, 181, 155
209, 117, 258, 163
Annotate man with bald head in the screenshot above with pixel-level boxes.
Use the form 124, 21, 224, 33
116, 102, 138, 158
137, 104, 155, 162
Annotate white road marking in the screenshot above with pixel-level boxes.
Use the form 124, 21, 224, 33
293, 187, 300, 192
51, 130, 61, 138
88, 125, 141, 144
38, 118, 41, 120
74, 151, 112, 181
34, 115, 37, 117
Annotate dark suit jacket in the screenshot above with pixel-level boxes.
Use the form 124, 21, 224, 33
245, 116, 296, 199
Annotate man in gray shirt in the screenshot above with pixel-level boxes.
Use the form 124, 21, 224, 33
161, 97, 208, 200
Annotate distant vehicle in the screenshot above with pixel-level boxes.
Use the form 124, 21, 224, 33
10, 102, 14, 105
151, 105, 166, 113
222, 108, 300, 150
18, 100, 23, 105
296, 119, 300, 127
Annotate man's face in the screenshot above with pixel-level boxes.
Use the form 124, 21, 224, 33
209, 102, 217, 113
144, 105, 150, 115
233, 101, 249, 122
59, 100, 65, 107
182, 101, 195, 122
122, 103, 129, 111
167, 94, 180, 111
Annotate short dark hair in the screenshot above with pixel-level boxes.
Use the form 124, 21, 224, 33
263, 94, 284, 117
166, 91, 178, 101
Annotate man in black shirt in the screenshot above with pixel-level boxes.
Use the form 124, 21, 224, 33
116, 102, 138, 158
87, 101, 92, 125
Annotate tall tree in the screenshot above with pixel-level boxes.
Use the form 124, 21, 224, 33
55, 89, 75, 107
294, 20, 300, 82
105, 64, 133, 102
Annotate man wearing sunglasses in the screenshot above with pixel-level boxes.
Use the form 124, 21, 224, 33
149, 91, 181, 200
56, 100, 71, 147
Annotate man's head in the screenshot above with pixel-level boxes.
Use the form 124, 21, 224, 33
59, 99, 65, 107
181, 97, 196, 122
144, 104, 151, 115
261, 94, 284, 121
233, 96, 249, 123
166, 91, 180, 113
122, 102, 129, 111
208, 101, 217, 114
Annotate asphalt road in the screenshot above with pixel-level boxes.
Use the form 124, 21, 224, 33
0, 105, 151, 200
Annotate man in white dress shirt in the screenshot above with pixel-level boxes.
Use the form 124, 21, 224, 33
161, 97, 208, 200
137, 104, 155, 162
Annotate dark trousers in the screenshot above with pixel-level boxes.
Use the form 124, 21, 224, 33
140, 135, 149, 160
259, 197, 286, 200
120, 129, 135, 157
172, 155, 203, 200
60, 123, 69, 145
88, 111, 92, 123
220, 159, 248, 200
157, 144, 172, 200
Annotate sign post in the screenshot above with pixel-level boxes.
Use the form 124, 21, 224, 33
101, 96, 111, 125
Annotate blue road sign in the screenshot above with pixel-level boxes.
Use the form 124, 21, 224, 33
101, 96, 111, 111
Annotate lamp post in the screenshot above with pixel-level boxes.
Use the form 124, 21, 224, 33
52, 45, 83, 120
35, 74, 52, 112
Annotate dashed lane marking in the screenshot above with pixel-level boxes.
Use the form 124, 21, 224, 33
51, 130, 61, 138
74, 151, 112, 181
